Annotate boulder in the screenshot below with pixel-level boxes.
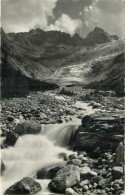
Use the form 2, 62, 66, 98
72, 112, 124, 152
112, 166, 123, 179
116, 142, 124, 164
4, 177, 42, 194
48, 165, 80, 193
14, 121, 41, 135
4, 131, 19, 146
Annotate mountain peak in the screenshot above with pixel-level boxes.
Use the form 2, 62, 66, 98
84, 26, 111, 45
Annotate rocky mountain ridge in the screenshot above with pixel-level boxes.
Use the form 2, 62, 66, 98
8, 26, 118, 47
1, 27, 124, 97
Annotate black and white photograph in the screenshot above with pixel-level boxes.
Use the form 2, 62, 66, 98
1, 0, 124, 194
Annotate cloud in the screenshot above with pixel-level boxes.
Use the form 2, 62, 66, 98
1, 0, 57, 32
84, 0, 124, 37
46, 14, 82, 35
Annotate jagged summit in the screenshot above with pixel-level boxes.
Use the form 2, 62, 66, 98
84, 26, 113, 45
6, 26, 119, 47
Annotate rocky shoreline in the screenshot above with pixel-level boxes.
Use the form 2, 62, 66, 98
1, 88, 124, 195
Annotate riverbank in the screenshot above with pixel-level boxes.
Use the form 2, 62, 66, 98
1, 87, 124, 195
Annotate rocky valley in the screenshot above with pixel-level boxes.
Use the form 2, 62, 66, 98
1, 26, 124, 195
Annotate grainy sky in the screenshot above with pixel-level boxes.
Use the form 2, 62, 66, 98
1, 0, 124, 37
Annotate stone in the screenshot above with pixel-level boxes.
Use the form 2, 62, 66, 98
116, 142, 124, 164
80, 180, 89, 187
4, 131, 19, 146
68, 154, 78, 160
37, 167, 61, 179
14, 121, 41, 135
68, 159, 82, 166
82, 185, 88, 192
112, 166, 123, 179
4, 177, 42, 194
48, 165, 80, 193
66, 188, 76, 195
80, 167, 91, 177
90, 176, 101, 184
7, 116, 14, 122
111, 135, 123, 142
58, 153, 68, 161
1, 159, 5, 175
82, 115, 92, 127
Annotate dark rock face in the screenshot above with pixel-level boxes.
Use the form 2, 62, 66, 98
1, 159, 5, 175
4, 131, 19, 146
48, 165, 80, 193
14, 121, 41, 135
83, 26, 112, 46
4, 177, 42, 195
72, 112, 124, 153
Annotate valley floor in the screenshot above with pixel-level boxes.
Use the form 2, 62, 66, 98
1, 87, 124, 195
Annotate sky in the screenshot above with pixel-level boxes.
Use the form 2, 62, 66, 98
1, 0, 124, 38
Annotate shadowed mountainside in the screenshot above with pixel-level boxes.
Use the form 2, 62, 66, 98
1, 27, 124, 97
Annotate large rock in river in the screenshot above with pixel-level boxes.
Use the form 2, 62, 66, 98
4, 177, 42, 194
71, 112, 124, 153
4, 131, 19, 146
48, 165, 80, 193
14, 121, 41, 135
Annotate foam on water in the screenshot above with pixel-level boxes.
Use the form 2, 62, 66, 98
1, 98, 95, 194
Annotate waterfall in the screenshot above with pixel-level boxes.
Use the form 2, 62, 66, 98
1, 123, 78, 194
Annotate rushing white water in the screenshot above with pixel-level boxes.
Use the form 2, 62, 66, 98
1, 123, 77, 194
1, 98, 96, 195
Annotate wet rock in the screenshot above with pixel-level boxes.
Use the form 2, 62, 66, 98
58, 153, 68, 161
57, 119, 63, 123
66, 188, 76, 195
37, 162, 67, 179
48, 165, 80, 193
7, 116, 14, 122
112, 166, 123, 179
68, 154, 78, 160
37, 167, 62, 180
4, 177, 42, 194
4, 131, 19, 146
82, 115, 92, 127
14, 121, 41, 135
116, 142, 124, 164
1, 159, 5, 174
68, 159, 82, 166
66, 109, 76, 115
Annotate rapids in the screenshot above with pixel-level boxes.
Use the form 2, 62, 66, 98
1, 99, 96, 194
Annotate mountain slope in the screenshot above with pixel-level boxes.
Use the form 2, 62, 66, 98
1, 27, 124, 97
